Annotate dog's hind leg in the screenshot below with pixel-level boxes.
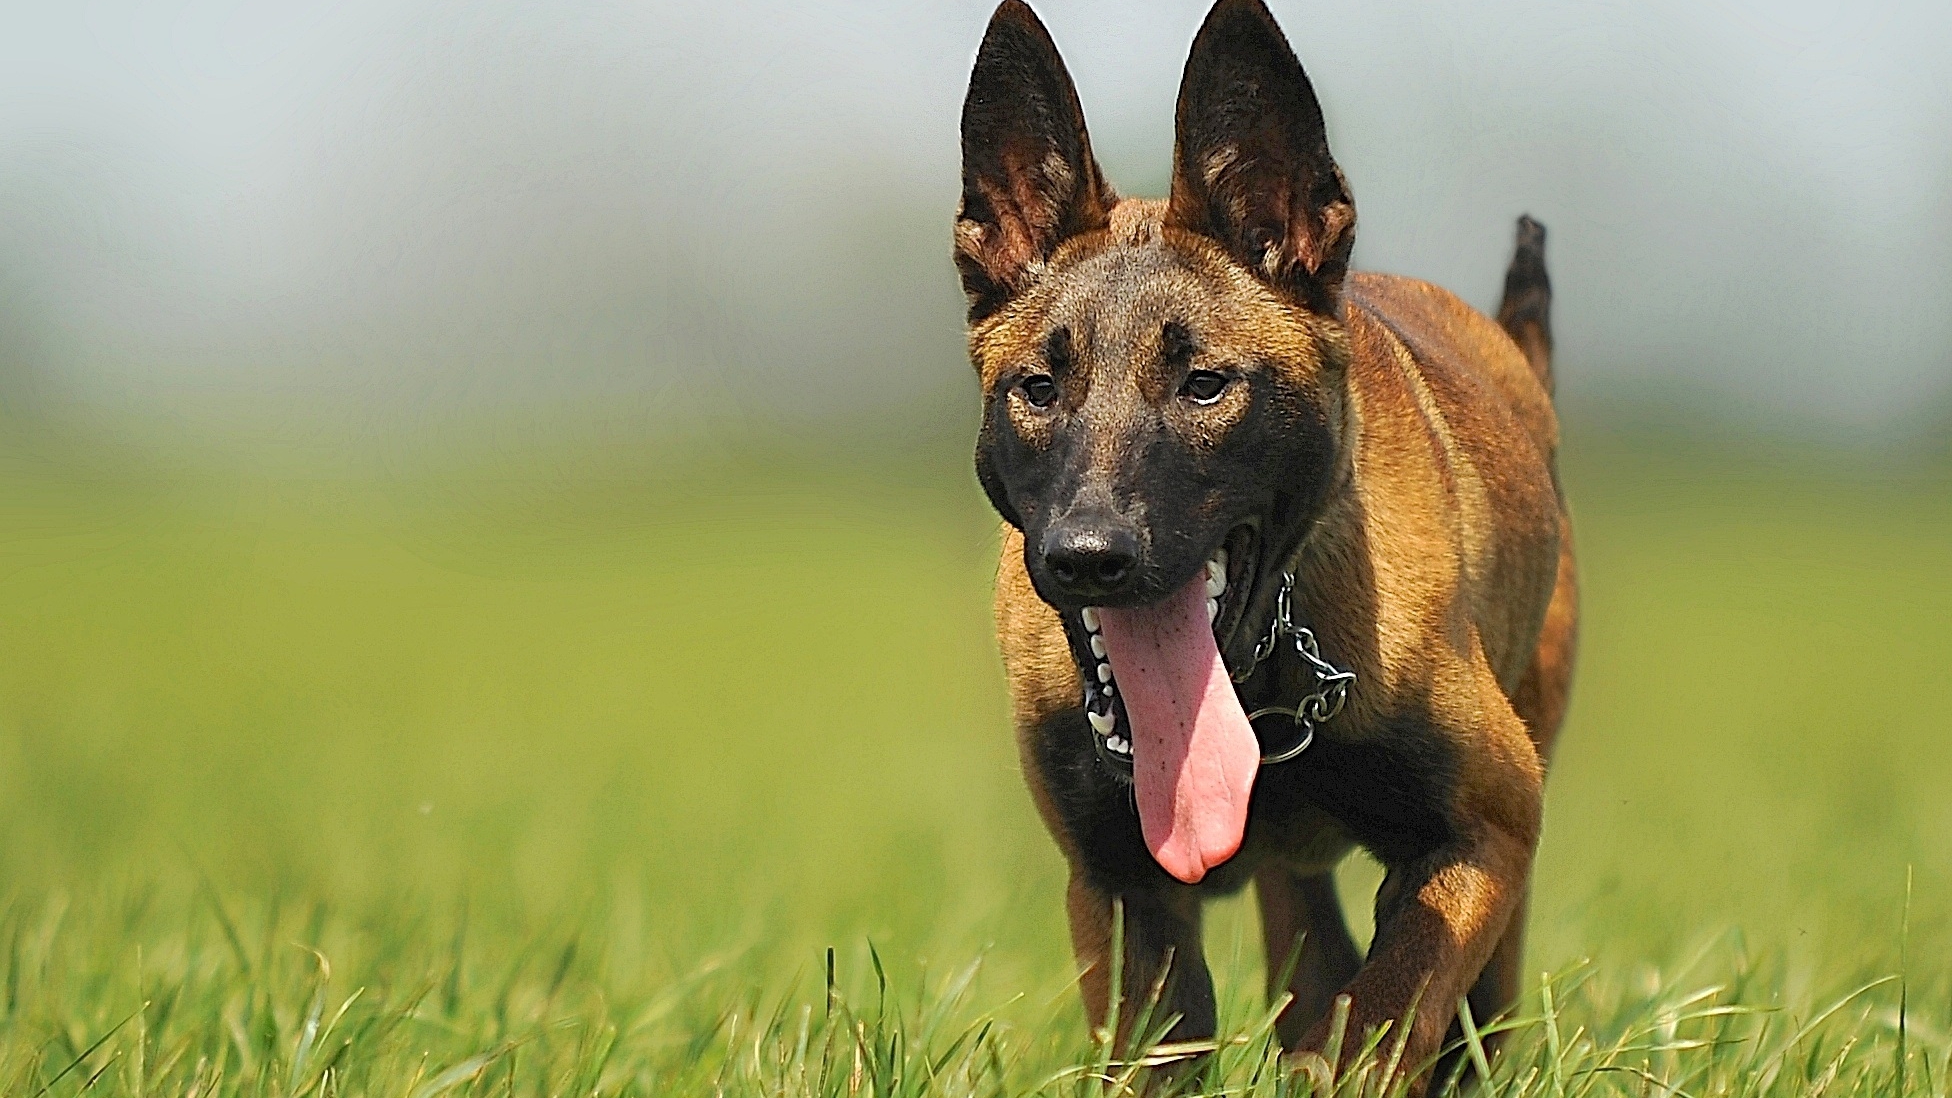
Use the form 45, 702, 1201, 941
1497, 215, 1553, 395
1509, 510, 1577, 767
1256, 867, 1363, 1048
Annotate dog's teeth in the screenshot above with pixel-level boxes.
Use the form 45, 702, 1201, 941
1108, 736, 1130, 755
1103, 682, 1113, 697
1206, 597, 1219, 623
1081, 607, 1101, 632
1096, 662, 1113, 683
1090, 635, 1106, 658
1214, 547, 1227, 573
1205, 561, 1225, 597
1087, 709, 1116, 735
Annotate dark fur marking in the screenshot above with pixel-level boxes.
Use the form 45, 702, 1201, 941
956, 2, 1116, 321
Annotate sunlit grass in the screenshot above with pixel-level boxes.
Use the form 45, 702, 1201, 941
0, 437, 1946, 1095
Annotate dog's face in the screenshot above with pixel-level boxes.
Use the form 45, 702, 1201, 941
968, 224, 1347, 656
958, 0, 1358, 655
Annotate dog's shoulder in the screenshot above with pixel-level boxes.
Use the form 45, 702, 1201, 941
1341, 271, 1558, 467
1327, 272, 1564, 688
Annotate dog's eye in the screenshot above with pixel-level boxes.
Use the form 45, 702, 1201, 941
1019, 374, 1058, 408
1179, 370, 1230, 404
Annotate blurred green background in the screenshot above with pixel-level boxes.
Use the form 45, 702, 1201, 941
1, 1, 1949, 1093
2, 424, 1946, 959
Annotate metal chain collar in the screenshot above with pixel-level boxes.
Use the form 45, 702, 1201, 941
1230, 569, 1356, 764
1084, 568, 1355, 773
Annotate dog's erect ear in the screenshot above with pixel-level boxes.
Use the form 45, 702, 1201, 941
956, 1, 1115, 322
1167, 0, 1355, 312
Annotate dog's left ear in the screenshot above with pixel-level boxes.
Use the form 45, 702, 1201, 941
1167, 0, 1355, 313
956, 1, 1116, 322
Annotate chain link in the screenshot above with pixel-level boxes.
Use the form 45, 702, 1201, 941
1233, 570, 1355, 764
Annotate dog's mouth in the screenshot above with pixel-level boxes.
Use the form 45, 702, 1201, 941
1073, 523, 1261, 760
1066, 522, 1262, 884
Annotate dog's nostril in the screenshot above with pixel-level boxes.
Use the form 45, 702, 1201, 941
1043, 523, 1140, 594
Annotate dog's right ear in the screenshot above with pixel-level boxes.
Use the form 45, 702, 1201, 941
956, 1, 1115, 322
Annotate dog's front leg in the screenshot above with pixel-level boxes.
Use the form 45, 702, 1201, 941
1297, 718, 1544, 1091
1067, 875, 1215, 1053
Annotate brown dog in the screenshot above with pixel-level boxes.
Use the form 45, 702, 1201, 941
953, 0, 1577, 1086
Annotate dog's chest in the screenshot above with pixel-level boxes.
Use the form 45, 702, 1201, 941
1039, 708, 1458, 893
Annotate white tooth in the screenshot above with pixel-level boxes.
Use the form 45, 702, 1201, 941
1205, 563, 1225, 598
1088, 710, 1115, 735
1214, 547, 1228, 573
1090, 635, 1106, 658
1097, 662, 1113, 683
1103, 682, 1114, 697
1081, 607, 1101, 632
1110, 736, 1130, 755
1206, 597, 1219, 623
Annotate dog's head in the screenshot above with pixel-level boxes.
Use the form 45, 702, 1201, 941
958, 0, 1355, 657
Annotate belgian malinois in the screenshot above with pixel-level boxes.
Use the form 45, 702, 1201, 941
954, 0, 1577, 1085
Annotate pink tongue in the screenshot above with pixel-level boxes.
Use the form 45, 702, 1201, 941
1098, 574, 1259, 884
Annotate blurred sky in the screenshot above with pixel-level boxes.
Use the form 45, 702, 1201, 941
0, 0, 1948, 450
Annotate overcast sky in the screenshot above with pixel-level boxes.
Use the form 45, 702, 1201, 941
1, 0, 1947, 444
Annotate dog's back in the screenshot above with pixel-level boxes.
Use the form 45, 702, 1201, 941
1347, 215, 1574, 757
1335, 260, 1567, 697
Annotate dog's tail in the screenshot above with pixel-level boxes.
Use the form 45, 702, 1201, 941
1497, 215, 1553, 395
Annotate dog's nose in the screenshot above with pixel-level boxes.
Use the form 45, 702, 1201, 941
1042, 520, 1141, 597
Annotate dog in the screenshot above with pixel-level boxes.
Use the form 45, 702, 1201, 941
953, 0, 1577, 1086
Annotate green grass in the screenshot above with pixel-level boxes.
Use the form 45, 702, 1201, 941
0, 436, 1947, 1096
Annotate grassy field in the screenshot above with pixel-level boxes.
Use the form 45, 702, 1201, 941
0, 433, 1947, 1096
